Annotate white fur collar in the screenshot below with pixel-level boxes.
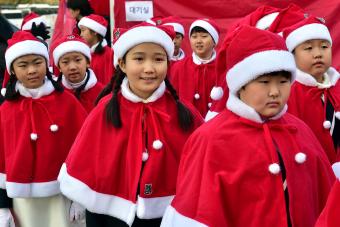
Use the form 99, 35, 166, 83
16, 78, 55, 99
296, 67, 340, 88
192, 50, 216, 65
121, 77, 166, 103
62, 69, 97, 91
226, 94, 287, 123
172, 48, 185, 61
90, 39, 108, 53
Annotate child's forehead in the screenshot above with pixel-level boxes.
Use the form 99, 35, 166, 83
61, 51, 86, 58
300, 39, 331, 45
14, 54, 45, 63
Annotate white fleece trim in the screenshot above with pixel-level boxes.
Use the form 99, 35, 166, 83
5, 40, 49, 74
192, 50, 216, 65
15, 78, 54, 99
161, 205, 208, 227
204, 110, 219, 121
171, 49, 185, 61
58, 164, 136, 226
53, 40, 91, 66
227, 94, 287, 123
226, 50, 296, 94
121, 77, 166, 103
286, 23, 332, 52
5, 180, 60, 198
22, 16, 46, 31
62, 69, 97, 91
0, 173, 6, 189
255, 12, 279, 30
113, 26, 174, 66
332, 162, 340, 179
137, 195, 174, 219
78, 17, 107, 37
163, 23, 185, 36
190, 20, 219, 44
296, 67, 340, 87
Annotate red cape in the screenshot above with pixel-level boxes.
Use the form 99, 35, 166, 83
91, 46, 114, 85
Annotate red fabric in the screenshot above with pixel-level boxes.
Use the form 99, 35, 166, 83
171, 109, 334, 226
288, 81, 340, 163
65, 91, 203, 205
316, 180, 340, 227
170, 56, 219, 117
0, 91, 87, 185
91, 46, 114, 85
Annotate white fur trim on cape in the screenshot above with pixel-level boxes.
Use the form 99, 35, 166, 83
163, 23, 185, 36
226, 50, 296, 94
204, 110, 219, 122
160, 205, 208, 227
255, 12, 279, 30
5, 180, 60, 198
121, 77, 166, 103
0, 173, 6, 189
190, 20, 219, 44
15, 78, 54, 99
62, 69, 97, 91
227, 94, 287, 123
192, 50, 216, 65
53, 40, 91, 66
22, 16, 47, 31
5, 40, 49, 74
113, 26, 174, 67
136, 195, 174, 219
285, 23, 332, 52
295, 67, 340, 87
171, 49, 185, 61
78, 17, 107, 37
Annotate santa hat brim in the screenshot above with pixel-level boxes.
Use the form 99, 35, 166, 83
226, 50, 296, 94
163, 23, 185, 36
190, 20, 219, 44
53, 41, 91, 66
286, 23, 332, 52
22, 16, 46, 31
78, 17, 107, 37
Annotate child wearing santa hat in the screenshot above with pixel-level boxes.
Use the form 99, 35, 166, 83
161, 25, 334, 227
170, 18, 221, 118
58, 23, 203, 227
78, 14, 114, 85
53, 34, 104, 113
21, 12, 50, 41
283, 16, 340, 163
0, 31, 88, 227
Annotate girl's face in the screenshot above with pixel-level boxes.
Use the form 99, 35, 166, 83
58, 52, 89, 83
12, 54, 46, 89
239, 72, 291, 119
79, 26, 98, 46
190, 31, 215, 59
294, 39, 332, 82
119, 42, 168, 100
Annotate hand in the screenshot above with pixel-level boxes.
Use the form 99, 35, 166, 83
31, 22, 50, 40
69, 201, 85, 222
0, 208, 15, 227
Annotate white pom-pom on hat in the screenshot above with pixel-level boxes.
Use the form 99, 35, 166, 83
335, 112, 340, 120
1, 88, 6, 97
268, 163, 281, 175
30, 133, 38, 141
152, 139, 163, 150
210, 86, 223, 100
50, 124, 59, 132
194, 93, 200, 100
142, 152, 149, 162
323, 120, 331, 129
295, 152, 307, 164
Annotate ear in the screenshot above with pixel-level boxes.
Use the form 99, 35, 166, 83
118, 58, 126, 73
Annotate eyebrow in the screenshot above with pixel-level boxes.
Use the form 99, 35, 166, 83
16, 57, 44, 64
131, 52, 166, 56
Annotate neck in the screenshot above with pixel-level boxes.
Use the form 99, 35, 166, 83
174, 49, 180, 56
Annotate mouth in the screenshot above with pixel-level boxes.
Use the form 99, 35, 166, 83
266, 101, 280, 107
140, 76, 157, 81
27, 76, 40, 81
313, 61, 324, 67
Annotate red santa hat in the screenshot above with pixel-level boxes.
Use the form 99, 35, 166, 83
78, 14, 108, 37
145, 16, 163, 25
226, 25, 296, 95
161, 16, 185, 36
283, 16, 332, 52
52, 34, 91, 66
113, 22, 175, 67
189, 18, 220, 44
21, 12, 47, 31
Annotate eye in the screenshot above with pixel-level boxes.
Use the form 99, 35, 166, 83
322, 44, 329, 49
155, 57, 166, 62
258, 80, 269, 84
303, 46, 312, 51
133, 57, 143, 62
280, 79, 289, 84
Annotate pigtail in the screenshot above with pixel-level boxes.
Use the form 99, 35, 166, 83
95, 70, 118, 104
94, 36, 104, 54
4, 73, 19, 101
56, 72, 63, 83
46, 68, 64, 92
74, 68, 91, 99
164, 78, 194, 131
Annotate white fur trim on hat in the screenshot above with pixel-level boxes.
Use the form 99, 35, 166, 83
285, 23, 332, 52
226, 50, 296, 95
113, 26, 174, 67
255, 12, 279, 30
190, 20, 219, 44
5, 40, 49, 74
163, 22, 185, 36
53, 40, 91, 66
22, 16, 46, 31
78, 17, 107, 37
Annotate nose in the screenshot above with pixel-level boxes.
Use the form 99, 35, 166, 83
313, 47, 322, 59
143, 60, 155, 74
27, 64, 37, 74
269, 83, 280, 98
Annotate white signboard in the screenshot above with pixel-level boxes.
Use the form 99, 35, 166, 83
125, 1, 154, 22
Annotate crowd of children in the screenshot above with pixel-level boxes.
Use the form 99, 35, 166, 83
0, 2, 339, 227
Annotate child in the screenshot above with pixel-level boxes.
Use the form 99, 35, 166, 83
58, 23, 203, 227
283, 16, 340, 163
66, 0, 94, 35
0, 31, 88, 227
170, 18, 221, 117
78, 14, 114, 85
53, 34, 104, 113
161, 26, 334, 227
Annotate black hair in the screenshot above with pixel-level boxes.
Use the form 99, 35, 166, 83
66, 0, 94, 18
261, 70, 292, 80
175, 32, 184, 39
93, 34, 104, 54
190, 26, 209, 36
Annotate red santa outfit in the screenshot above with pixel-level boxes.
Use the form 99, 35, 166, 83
78, 14, 114, 85
170, 18, 221, 117
161, 26, 334, 227
283, 16, 340, 163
